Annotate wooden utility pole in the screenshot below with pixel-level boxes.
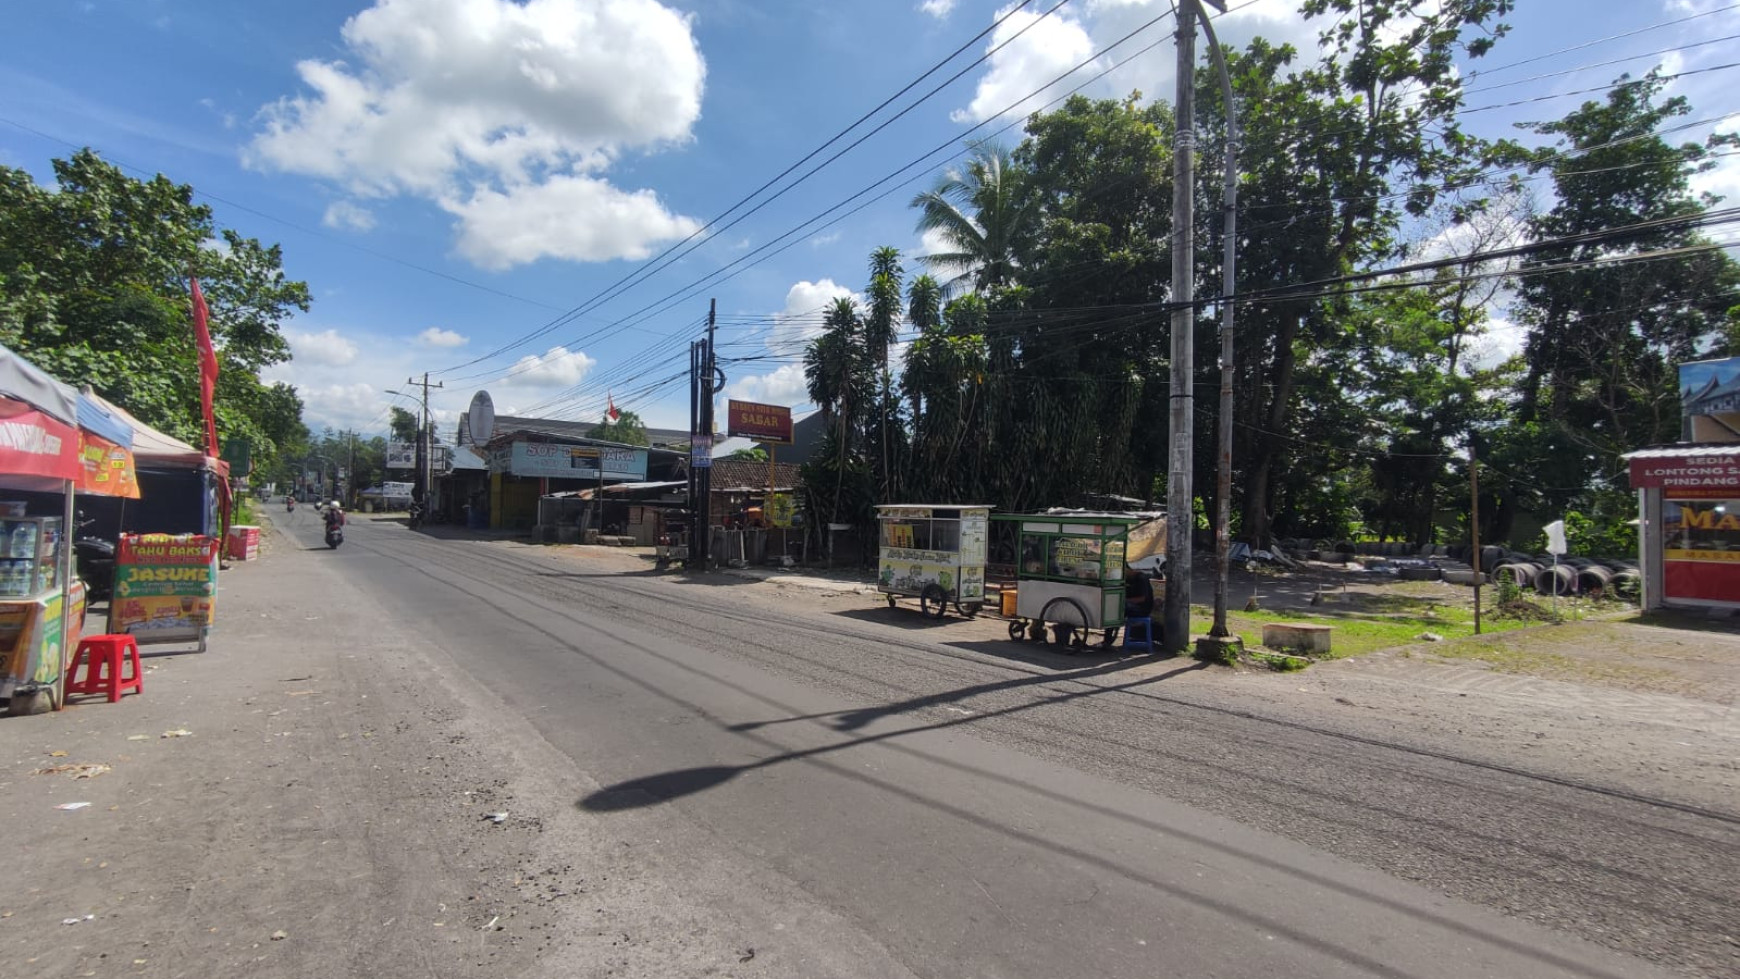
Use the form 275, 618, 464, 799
406, 373, 444, 507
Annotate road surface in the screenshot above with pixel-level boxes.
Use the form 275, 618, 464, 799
268, 508, 1736, 979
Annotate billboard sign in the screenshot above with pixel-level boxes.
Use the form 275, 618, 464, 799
1629, 448, 1740, 497
108, 534, 221, 647
726, 400, 793, 444
386, 442, 416, 468
1680, 356, 1740, 442
497, 441, 649, 481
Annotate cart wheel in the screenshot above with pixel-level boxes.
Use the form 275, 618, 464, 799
920, 584, 948, 619
957, 601, 980, 619
1007, 619, 1026, 641
886, 593, 897, 609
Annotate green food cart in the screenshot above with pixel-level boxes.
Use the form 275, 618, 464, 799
876, 505, 991, 619
996, 513, 1148, 649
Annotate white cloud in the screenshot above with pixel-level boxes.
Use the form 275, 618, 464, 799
919, 0, 956, 18
322, 200, 377, 231
766, 278, 857, 356
810, 231, 842, 248
726, 362, 809, 406
288, 328, 360, 367
951, 1, 1319, 125
247, 0, 705, 268
953, 4, 1098, 124
444, 173, 700, 269
417, 326, 468, 347
506, 345, 597, 388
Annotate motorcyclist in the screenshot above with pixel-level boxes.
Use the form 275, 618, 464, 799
324, 502, 345, 532
286, 493, 296, 512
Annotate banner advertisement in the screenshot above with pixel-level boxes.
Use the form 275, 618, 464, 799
108, 535, 221, 646
1680, 356, 1740, 443
500, 441, 648, 480
726, 400, 793, 444
77, 430, 140, 498
1630, 449, 1740, 495
386, 442, 416, 469
766, 492, 797, 528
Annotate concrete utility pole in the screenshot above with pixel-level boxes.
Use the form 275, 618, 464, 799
1162, 2, 1198, 654
1199, 4, 1241, 652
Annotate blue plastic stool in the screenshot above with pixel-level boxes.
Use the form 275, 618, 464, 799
1123, 616, 1154, 653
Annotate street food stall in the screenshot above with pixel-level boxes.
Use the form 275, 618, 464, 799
997, 513, 1149, 649
876, 504, 991, 618
0, 347, 142, 712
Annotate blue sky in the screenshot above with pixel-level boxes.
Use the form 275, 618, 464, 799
4, 0, 1738, 439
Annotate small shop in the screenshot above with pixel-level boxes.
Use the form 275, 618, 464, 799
1626, 444, 1740, 610
876, 504, 991, 618
481, 432, 676, 531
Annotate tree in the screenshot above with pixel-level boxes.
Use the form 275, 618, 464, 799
592, 410, 649, 447
389, 407, 419, 444
727, 447, 767, 462
911, 144, 1038, 294
0, 149, 311, 474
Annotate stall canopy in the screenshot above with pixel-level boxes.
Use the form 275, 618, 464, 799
87, 392, 225, 475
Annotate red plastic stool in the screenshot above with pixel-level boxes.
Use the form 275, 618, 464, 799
66, 634, 143, 703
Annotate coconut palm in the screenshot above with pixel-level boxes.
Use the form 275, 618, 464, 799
911, 144, 1037, 294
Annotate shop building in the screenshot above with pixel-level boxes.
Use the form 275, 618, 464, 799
1627, 444, 1740, 610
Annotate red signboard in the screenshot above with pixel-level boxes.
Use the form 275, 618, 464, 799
1629, 451, 1740, 494
726, 400, 793, 444
0, 397, 78, 482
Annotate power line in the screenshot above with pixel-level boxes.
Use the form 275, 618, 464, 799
1464, 2, 1740, 81
432, 0, 1071, 375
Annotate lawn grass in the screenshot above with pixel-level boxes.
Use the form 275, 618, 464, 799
1186, 591, 1605, 660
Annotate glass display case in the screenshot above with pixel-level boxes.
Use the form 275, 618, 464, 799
0, 516, 62, 597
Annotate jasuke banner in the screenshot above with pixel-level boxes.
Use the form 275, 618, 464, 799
108, 534, 220, 647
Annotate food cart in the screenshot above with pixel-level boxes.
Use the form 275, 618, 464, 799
996, 513, 1149, 649
876, 505, 990, 618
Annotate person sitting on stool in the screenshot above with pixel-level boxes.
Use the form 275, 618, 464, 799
1124, 564, 1156, 629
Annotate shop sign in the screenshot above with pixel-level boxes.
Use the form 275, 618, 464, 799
766, 492, 797, 528
386, 442, 416, 469
77, 430, 140, 499
0, 397, 77, 481
108, 535, 221, 645
726, 400, 793, 444
1629, 451, 1740, 493
505, 442, 648, 480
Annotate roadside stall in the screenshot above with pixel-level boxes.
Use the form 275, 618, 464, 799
876, 504, 991, 619
996, 513, 1146, 649
0, 349, 142, 713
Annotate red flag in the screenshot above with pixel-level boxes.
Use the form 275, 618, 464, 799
190, 278, 219, 455
607, 392, 621, 421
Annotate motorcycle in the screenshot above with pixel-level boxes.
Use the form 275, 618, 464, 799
407, 503, 424, 531
73, 515, 116, 602
325, 525, 343, 549
286, 497, 296, 513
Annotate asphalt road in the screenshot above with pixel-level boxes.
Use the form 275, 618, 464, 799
275, 509, 1736, 979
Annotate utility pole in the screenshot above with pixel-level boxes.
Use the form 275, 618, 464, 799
687, 302, 720, 569
1162, 1, 1198, 655
406, 373, 444, 509
1470, 440, 1482, 635
1199, 4, 1240, 651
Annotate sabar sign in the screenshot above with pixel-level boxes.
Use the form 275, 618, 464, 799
727, 400, 793, 444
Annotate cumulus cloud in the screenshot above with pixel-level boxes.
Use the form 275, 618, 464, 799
247, 0, 705, 268
506, 345, 597, 388
919, 0, 956, 18
953, 0, 1318, 124
417, 326, 468, 347
288, 328, 360, 367
724, 279, 859, 408
322, 200, 377, 231
445, 174, 700, 269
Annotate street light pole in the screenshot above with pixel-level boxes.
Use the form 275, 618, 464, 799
1162, 1, 1198, 655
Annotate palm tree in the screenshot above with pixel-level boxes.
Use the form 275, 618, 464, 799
911, 144, 1037, 294
803, 297, 865, 429
865, 247, 904, 499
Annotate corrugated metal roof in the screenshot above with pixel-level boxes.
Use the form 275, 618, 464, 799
1623, 444, 1740, 460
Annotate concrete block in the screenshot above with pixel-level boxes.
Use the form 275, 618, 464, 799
1262, 623, 1333, 655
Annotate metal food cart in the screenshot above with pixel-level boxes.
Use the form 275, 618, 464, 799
997, 513, 1148, 649
876, 505, 990, 618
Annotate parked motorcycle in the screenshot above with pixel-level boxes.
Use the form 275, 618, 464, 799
73, 516, 116, 602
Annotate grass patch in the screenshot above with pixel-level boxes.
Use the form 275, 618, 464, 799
1188, 592, 1559, 660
